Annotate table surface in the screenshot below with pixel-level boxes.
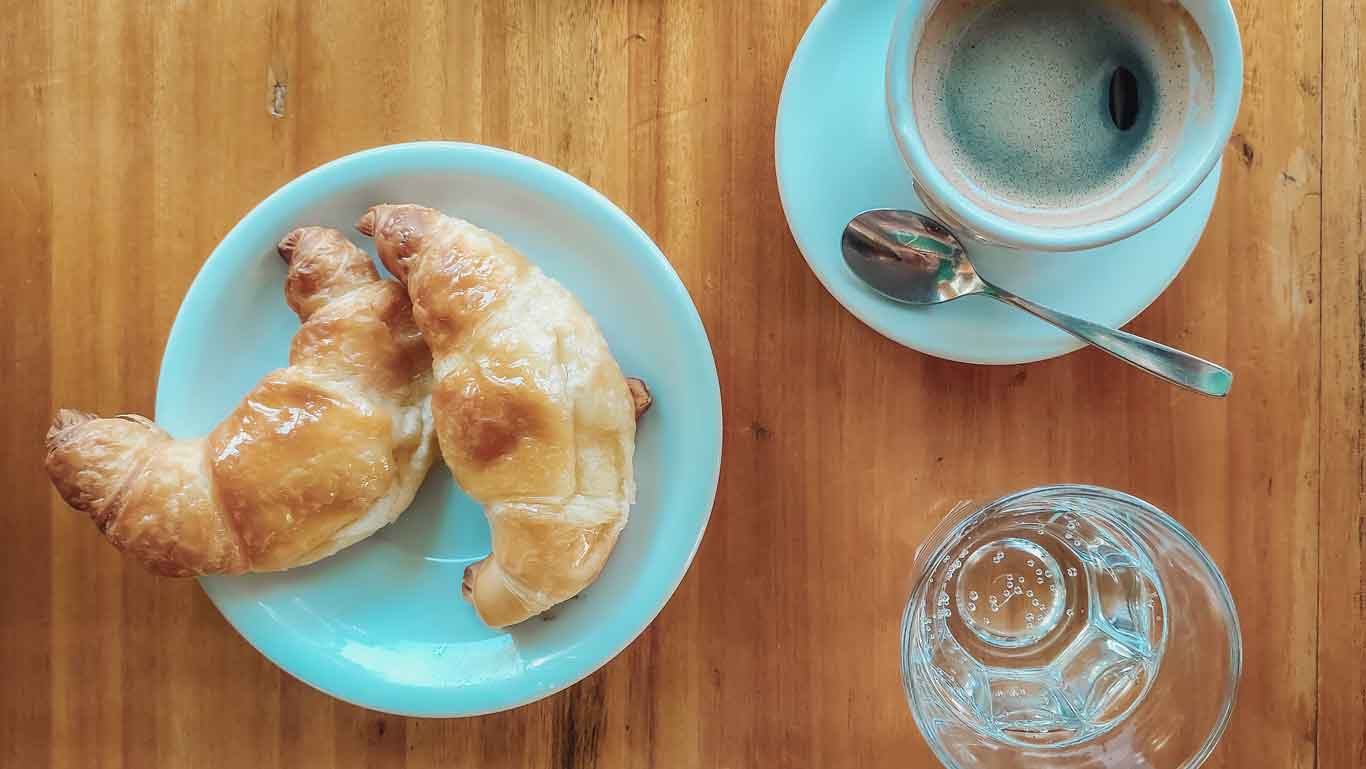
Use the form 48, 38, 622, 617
2, 1, 1362, 767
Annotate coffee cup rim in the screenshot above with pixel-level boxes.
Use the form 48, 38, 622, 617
886, 0, 1244, 252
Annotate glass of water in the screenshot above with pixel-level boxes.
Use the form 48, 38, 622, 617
902, 485, 1240, 769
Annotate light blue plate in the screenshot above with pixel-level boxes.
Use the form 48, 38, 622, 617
776, 0, 1220, 365
155, 142, 722, 717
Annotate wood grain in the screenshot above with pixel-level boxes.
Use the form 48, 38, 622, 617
0, 0, 1356, 767
1319, 0, 1365, 767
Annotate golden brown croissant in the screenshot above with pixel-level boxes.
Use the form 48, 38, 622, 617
44, 228, 436, 576
357, 204, 649, 627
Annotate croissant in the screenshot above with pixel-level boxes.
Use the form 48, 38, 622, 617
357, 204, 651, 627
44, 227, 436, 576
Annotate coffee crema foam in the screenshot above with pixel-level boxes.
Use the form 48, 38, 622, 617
911, 0, 1214, 225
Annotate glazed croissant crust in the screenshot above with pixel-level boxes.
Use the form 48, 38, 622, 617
358, 204, 649, 627
44, 228, 436, 576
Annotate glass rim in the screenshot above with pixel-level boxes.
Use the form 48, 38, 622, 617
900, 484, 1243, 769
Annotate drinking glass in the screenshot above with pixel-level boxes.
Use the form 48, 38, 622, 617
902, 485, 1240, 769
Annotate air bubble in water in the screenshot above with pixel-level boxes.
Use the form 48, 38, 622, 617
1014, 587, 1023, 595
1067, 567, 1078, 577
1027, 559, 1035, 567
969, 591, 979, 601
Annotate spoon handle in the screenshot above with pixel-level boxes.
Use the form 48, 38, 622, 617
983, 285, 1233, 397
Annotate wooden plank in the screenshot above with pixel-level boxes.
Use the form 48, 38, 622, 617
1181, 0, 1325, 766
0, 1, 53, 767
1318, 0, 1365, 765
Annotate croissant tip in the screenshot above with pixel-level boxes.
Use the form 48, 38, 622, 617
47, 409, 96, 446
627, 378, 652, 420
276, 228, 305, 264
461, 564, 476, 599
355, 209, 379, 237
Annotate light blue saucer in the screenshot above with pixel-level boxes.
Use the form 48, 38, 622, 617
155, 143, 722, 716
776, 0, 1220, 365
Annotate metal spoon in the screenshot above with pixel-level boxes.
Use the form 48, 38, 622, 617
841, 209, 1232, 397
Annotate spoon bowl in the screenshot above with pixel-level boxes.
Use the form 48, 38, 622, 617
842, 209, 984, 304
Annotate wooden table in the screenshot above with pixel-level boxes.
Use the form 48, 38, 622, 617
2, 1, 1361, 767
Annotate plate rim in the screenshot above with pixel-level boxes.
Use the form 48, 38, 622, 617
773, 0, 1217, 365
155, 141, 723, 717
